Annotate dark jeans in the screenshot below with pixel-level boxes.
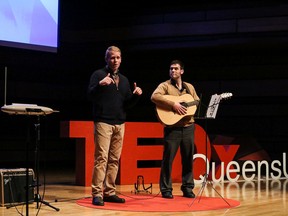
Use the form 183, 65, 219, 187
160, 124, 195, 193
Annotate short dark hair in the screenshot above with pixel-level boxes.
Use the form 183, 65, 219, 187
170, 59, 184, 69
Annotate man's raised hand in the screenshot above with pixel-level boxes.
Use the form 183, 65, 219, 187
133, 82, 142, 95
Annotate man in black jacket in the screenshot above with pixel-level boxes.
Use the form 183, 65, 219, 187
87, 46, 142, 206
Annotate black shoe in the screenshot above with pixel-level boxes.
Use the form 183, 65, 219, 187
92, 196, 104, 206
103, 195, 125, 203
183, 191, 195, 198
162, 191, 174, 199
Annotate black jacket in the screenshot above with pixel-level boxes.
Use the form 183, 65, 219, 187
87, 67, 140, 124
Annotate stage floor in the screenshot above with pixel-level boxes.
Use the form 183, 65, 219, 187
1, 167, 287, 216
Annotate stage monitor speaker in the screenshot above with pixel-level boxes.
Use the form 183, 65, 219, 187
0, 168, 35, 207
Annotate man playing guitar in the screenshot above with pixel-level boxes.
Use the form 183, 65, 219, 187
151, 59, 200, 199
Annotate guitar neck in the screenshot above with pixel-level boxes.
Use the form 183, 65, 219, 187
185, 101, 198, 107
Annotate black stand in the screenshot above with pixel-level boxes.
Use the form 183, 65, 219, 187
133, 175, 152, 194
190, 114, 230, 207
189, 92, 233, 207
32, 115, 60, 212
26, 116, 31, 216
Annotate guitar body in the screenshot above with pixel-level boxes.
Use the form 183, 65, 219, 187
156, 94, 197, 126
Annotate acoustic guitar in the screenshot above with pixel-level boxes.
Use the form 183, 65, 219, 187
155, 94, 198, 126
156, 93, 232, 125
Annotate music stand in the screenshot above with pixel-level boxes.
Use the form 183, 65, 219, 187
191, 93, 232, 207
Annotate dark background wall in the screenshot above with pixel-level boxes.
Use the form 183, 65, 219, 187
0, 1, 287, 169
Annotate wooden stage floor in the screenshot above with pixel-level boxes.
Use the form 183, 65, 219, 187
1, 167, 287, 216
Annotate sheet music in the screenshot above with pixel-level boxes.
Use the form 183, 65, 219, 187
205, 94, 221, 118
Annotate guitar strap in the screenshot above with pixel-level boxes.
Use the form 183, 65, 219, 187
182, 82, 192, 95
182, 82, 201, 118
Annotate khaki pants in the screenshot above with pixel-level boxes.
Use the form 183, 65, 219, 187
91, 122, 125, 197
